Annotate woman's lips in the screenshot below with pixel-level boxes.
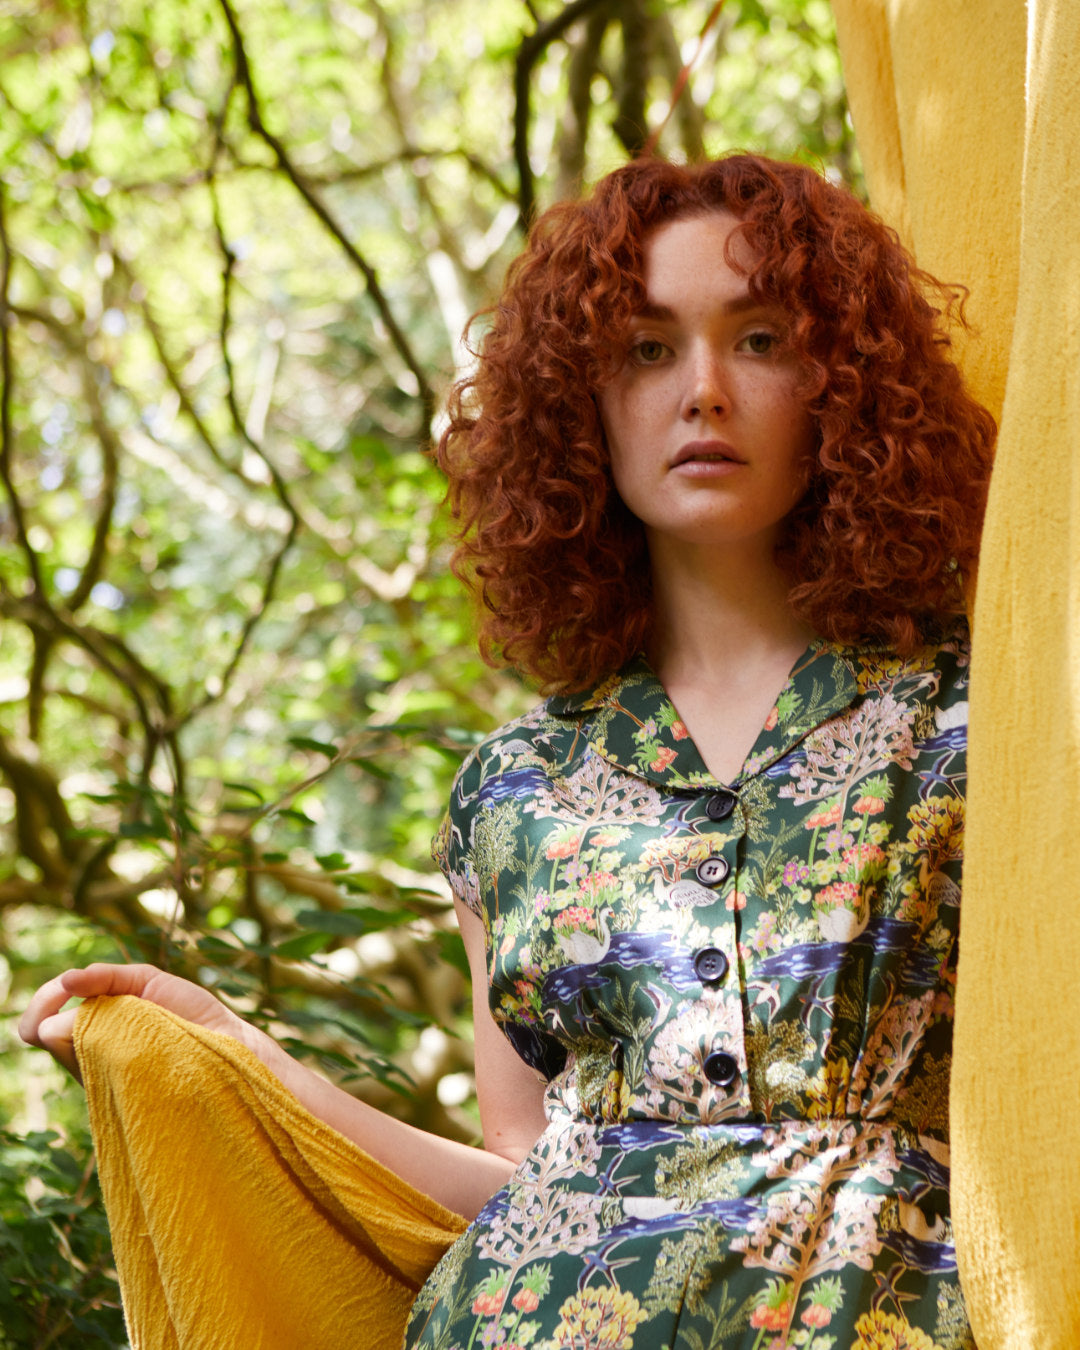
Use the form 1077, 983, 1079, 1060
671, 440, 744, 467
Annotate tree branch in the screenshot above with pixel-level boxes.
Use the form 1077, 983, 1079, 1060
651, 8, 706, 162
555, 3, 610, 201
27, 628, 51, 742
642, 0, 727, 160
121, 262, 244, 477
170, 165, 302, 728
218, 0, 436, 432
51, 336, 120, 615
0, 184, 46, 598
0, 729, 81, 881
611, 0, 649, 158
110, 146, 515, 203
368, 1, 474, 279
514, 0, 611, 228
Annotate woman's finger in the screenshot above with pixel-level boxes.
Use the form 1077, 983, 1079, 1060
17, 972, 79, 1048
63, 962, 241, 1038
17, 978, 84, 1082
59, 962, 160, 1000
34, 1008, 82, 1082
23, 961, 256, 1069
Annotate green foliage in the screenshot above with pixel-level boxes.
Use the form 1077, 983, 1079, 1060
0, 1, 859, 1342
0, 1126, 125, 1348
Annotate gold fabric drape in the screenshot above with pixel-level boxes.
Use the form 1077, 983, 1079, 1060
76, 995, 467, 1350
832, 3, 1080, 1345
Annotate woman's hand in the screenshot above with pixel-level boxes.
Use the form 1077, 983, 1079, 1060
17, 963, 254, 1084
20, 933, 548, 1218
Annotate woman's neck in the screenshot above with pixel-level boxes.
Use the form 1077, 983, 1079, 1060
645, 536, 814, 685
643, 538, 817, 784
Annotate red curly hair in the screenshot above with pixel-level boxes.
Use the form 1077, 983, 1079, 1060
438, 154, 995, 692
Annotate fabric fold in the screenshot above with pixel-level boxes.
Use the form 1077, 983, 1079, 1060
832, 1, 1080, 1345
75, 994, 467, 1350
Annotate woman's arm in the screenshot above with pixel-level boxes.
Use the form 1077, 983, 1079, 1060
18, 896, 549, 1220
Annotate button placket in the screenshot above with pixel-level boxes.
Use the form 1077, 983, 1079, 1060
687, 789, 742, 917
691, 788, 750, 1112
689, 990, 750, 1113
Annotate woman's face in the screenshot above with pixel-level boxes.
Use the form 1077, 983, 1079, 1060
598, 211, 816, 561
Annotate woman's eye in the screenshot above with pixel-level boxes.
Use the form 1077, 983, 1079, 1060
630, 339, 669, 364
741, 331, 778, 355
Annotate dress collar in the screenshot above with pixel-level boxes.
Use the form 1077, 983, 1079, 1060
546, 642, 862, 790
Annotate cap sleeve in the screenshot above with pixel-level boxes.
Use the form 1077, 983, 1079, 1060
430, 747, 485, 919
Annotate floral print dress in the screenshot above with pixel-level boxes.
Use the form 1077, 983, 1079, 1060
404, 629, 974, 1350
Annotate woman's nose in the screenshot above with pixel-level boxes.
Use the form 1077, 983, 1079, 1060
681, 347, 731, 420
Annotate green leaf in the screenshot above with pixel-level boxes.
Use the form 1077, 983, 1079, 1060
118, 820, 168, 840
314, 851, 348, 871
288, 736, 339, 757
294, 906, 413, 935
274, 931, 333, 959
432, 928, 470, 978
347, 756, 393, 780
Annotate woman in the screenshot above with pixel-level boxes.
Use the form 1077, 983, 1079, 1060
21, 154, 993, 1349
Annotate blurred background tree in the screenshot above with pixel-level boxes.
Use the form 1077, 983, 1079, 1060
0, 0, 858, 1341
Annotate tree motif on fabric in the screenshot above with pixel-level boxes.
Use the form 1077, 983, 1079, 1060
473, 799, 522, 914
742, 1017, 816, 1120
854, 655, 936, 695
752, 1122, 900, 1190
640, 1232, 715, 1316
734, 1184, 884, 1275
732, 1123, 899, 1328
641, 991, 745, 1122
933, 1282, 977, 1350
522, 753, 666, 828
900, 798, 965, 873
850, 1307, 947, 1349
779, 693, 918, 808
847, 991, 935, 1120
893, 1052, 951, 1137
475, 1185, 604, 1269
654, 1135, 749, 1205
476, 1120, 604, 1269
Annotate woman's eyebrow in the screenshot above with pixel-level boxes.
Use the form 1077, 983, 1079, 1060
635, 301, 677, 321
634, 293, 775, 321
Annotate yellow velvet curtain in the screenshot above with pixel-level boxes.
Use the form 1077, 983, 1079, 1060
831, 3, 1080, 1346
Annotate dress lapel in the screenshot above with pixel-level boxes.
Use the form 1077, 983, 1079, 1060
548, 644, 861, 790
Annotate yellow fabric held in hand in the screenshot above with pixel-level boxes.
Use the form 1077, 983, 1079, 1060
833, 2, 1080, 1346
75, 994, 468, 1350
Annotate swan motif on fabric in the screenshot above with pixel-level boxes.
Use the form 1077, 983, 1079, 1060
556, 908, 613, 964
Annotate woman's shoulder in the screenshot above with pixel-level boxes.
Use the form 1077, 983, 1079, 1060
446, 694, 579, 805
839, 617, 971, 693
453, 666, 637, 785
433, 695, 584, 900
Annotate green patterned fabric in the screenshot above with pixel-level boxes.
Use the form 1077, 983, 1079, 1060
405, 629, 973, 1350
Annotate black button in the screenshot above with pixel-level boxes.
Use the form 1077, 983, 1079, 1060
695, 856, 730, 886
703, 1051, 739, 1087
693, 947, 728, 983
705, 790, 737, 821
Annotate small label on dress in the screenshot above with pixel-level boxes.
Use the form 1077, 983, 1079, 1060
667, 880, 718, 908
